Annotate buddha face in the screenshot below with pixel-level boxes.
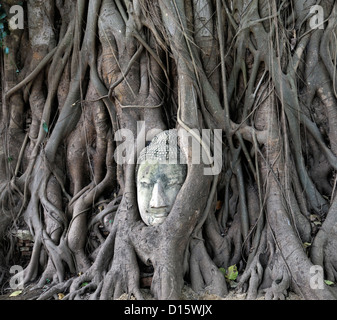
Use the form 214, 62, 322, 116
137, 160, 187, 226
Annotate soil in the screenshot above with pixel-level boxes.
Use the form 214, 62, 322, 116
117, 285, 302, 300
0, 284, 302, 300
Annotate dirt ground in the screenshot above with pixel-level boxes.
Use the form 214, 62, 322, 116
0, 283, 302, 300
118, 285, 302, 301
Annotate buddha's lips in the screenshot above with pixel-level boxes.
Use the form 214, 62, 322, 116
146, 209, 168, 217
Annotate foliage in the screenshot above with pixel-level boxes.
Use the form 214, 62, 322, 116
219, 265, 238, 281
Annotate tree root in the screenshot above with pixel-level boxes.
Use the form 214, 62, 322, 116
264, 265, 290, 300
236, 230, 266, 300
237, 232, 293, 300
311, 196, 337, 282
189, 236, 228, 297
100, 250, 143, 300
4, 0, 337, 302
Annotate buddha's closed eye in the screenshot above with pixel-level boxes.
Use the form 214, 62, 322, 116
140, 179, 152, 188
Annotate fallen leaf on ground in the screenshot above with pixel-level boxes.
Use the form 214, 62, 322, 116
9, 290, 22, 297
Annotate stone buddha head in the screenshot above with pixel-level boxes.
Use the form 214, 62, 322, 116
136, 130, 187, 226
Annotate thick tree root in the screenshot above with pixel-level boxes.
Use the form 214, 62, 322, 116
311, 197, 337, 282
189, 236, 228, 297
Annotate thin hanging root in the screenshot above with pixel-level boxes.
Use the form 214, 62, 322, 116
131, 31, 170, 89
14, 133, 29, 177
5, 48, 57, 101
107, 44, 144, 100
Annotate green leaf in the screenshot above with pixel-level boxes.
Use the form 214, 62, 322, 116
219, 268, 226, 277
42, 121, 48, 133
226, 265, 238, 281
303, 242, 311, 249
0, 13, 7, 20
81, 282, 89, 287
9, 290, 22, 297
8, 156, 13, 163
325, 280, 334, 286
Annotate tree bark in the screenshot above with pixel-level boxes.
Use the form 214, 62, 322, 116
1, 0, 337, 300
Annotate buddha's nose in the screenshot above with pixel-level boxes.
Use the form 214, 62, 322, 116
150, 180, 167, 208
